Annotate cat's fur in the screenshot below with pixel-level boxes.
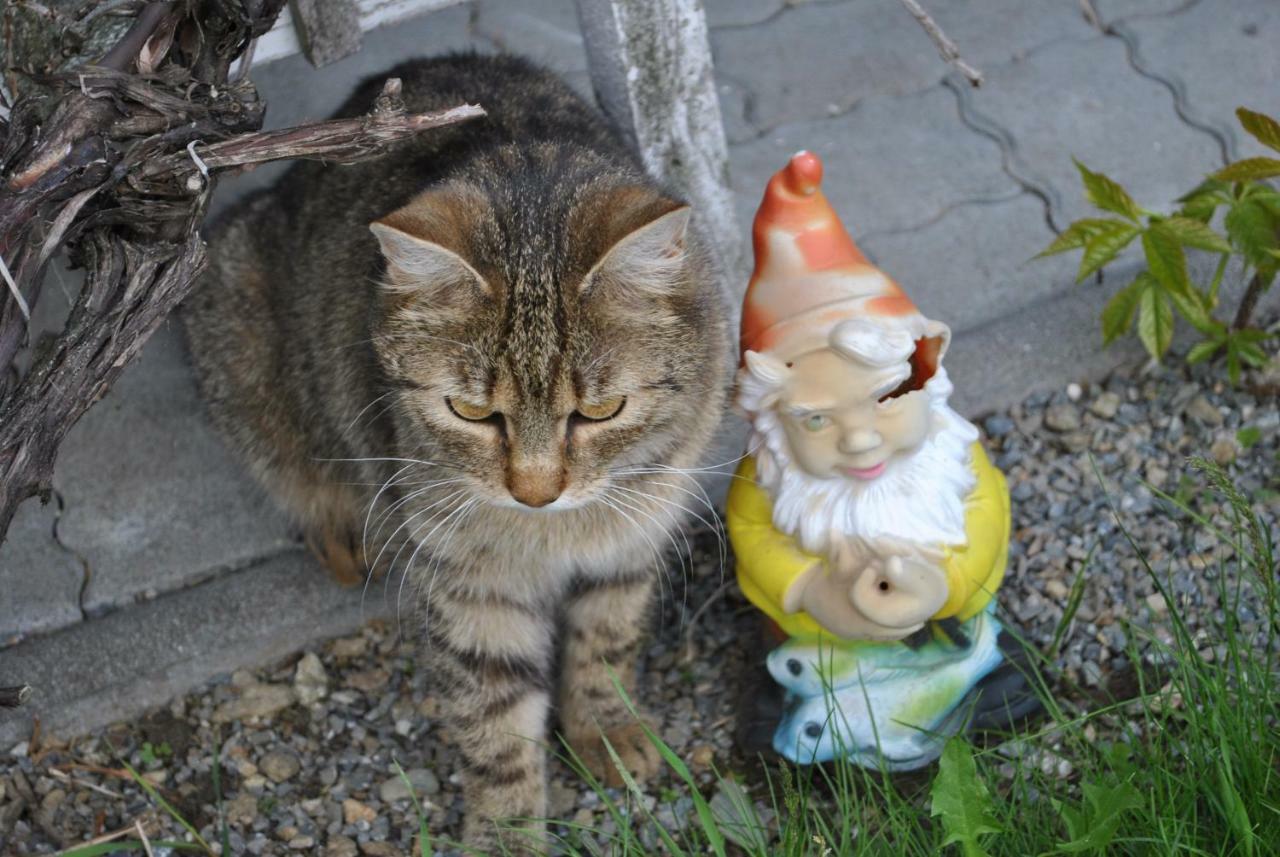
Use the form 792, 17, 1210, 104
184, 54, 732, 850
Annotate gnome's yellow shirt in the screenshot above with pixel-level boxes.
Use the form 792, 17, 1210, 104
727, 443, 1009, 640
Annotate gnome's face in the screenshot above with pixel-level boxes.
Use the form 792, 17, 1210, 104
775, 347, 931, 480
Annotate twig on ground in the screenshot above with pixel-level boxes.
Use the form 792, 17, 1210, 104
135, 819, 155, 857
896, 0, 984, 86
48, 767, 125, 799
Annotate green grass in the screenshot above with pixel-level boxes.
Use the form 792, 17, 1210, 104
63, 460, 1277, 856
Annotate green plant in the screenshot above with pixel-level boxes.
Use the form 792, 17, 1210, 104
137, 740, 171, 769
1040, 107, 1280, 382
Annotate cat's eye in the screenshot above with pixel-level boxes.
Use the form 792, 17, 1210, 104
803, 413, 829, 432
447, 397, 495, 421
576, 396, 626, 421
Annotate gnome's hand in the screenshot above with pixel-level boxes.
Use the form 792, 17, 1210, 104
849, 554, 948, 630
797, 566, 914, 641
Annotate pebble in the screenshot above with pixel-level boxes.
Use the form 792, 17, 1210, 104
326, 836, 360, 857
294, 652, 329, 706
1185, 395, 1224, 426
1088, 391, 1121, 419
212, 683, 295, 723
378, 768, 438, 803
342, 798, 377, 825
259, 751, 301, 783
1043, 403, 1081, 432
1210, 434, 1238, 465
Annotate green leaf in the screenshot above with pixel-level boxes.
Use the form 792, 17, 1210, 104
1053, 781, 1144, 853
1236, 340, 1268, 367
1238, 426, 1263, 449
931, 739, 1002, 857
1037, 218, 1134, 257
1100, 276, 1146, 345
1212, 157, 1280, 182
1186, 339, 1222, 365
1225, 199, 1280, 271
1138, 282, 1174, 360
1076, 221, 1142, 282
1237, 107, 1280, 153
1075, 160, 1143, 221
1157, 216, 1233, 253
1142, 225, 1190, 294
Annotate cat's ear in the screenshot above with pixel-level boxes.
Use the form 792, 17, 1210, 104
582, 205, 692, 298
369, 205, 490, 297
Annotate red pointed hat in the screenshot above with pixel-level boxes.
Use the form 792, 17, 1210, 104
740, 151, 941, 361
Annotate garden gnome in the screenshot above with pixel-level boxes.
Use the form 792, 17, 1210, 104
728, 151, 1033, 769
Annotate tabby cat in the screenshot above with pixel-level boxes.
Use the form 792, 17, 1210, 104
184, 54, 733, 851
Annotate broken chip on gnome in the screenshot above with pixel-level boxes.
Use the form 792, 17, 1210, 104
727, 150, 1017, 767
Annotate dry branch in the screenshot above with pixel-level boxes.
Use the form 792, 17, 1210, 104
0, 1, 485, 544
897, 0, 984, 87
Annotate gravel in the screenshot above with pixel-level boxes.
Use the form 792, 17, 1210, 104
1, 344, 1277, 855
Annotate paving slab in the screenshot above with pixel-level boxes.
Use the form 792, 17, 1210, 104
861, 193, 1074, 332
965, 36, 1223, 229
1094, 0, 1198, 25
709, 0, 1093, 134
0, 500, 84, 645
51, 322, 296, 616
731, 85, 1018, 245
0, 551, 385, 748
1116, 0, 1280, 161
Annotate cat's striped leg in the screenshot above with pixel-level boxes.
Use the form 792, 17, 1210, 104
558, 569, 660, 787
426, 584, 554, 853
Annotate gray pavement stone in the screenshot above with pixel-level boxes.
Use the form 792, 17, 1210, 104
704, 0, 787, 30
473, 0, 585, 74
709, 0, 1092, 134
861, 193, 1074, 333
0, 551, 385, 748
966, 36, 1223, 229
1094, 0, 1197, 25
0, 500, 83, 645
52, 323, 296, 616
1117, 0, 1280, 161
730, 85, 1018, 241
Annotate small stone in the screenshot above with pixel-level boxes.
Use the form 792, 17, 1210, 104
359, 843, 403, 857
345, 669, 390, 694
378, 768, 438, 803
690, 745, 715, 770
1066, 382, 1082, 401
1044, 579, 1070, 601
1210, 434, 1237, 465
294, 653, 329, 706
288, 835, 316, 850
1185, 395, 1223, 426
342, 798, 377, 825
326, 836, 359, 857
1044, 403, 1081, 433
8, 741, 29, 758
259, 751, 301, 783
213, 684, 295, 723
1089, 391, 1121, 419
394, 719, 412, 737
1145, 465, 1168, 488
227, 793, 259, 826
1145, 593, 1168, 616
330, 637, 368, 659
983, 414, 1014, 437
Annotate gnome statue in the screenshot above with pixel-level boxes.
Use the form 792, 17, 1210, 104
728, 151, 1033, 770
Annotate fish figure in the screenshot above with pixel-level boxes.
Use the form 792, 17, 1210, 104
769, 607, 1003, 769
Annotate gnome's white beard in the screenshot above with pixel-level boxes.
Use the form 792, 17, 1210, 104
749, 371, 979, 561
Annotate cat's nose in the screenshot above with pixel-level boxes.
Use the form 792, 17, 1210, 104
507, 465, 564, 508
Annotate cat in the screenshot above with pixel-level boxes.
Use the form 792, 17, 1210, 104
183, 53, 733, 851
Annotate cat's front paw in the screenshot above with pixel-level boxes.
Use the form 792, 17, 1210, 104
567, 721, 661, 788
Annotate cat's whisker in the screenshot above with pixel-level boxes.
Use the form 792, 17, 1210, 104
598, 489, 675, 617
407, 496, 482, 640
343, 391, 396, 437
360, 462, 419, 581
607, 485, 697, 620
616, 478, 728, 582
381, 491, 473, 620
369, 477, 469, 550
370, 488, 470, 589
